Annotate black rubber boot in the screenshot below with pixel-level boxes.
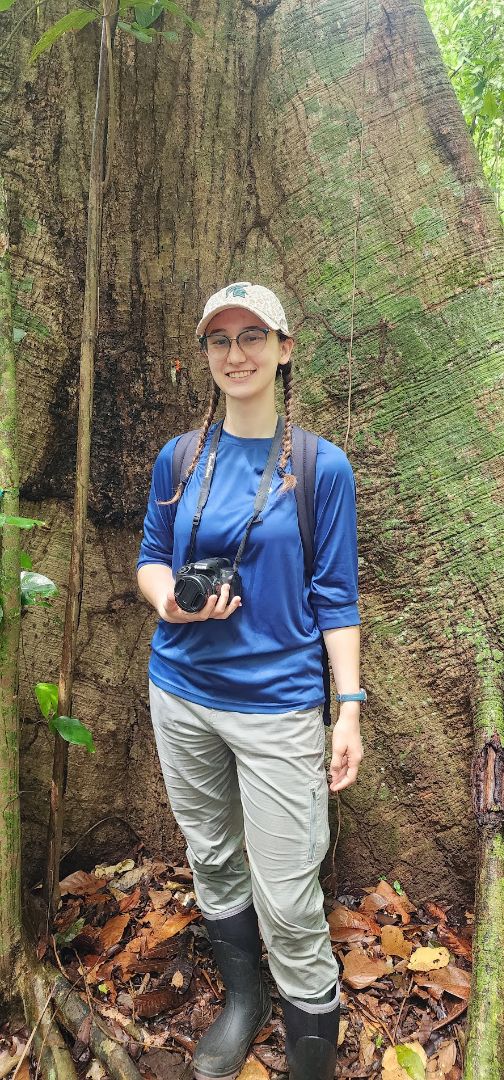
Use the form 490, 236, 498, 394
193, 904, 272, 1080
280, 991, 340, 1080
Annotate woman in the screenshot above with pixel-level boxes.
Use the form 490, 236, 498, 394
137, 282, 364, 1080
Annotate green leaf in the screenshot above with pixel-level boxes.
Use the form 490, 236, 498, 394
0, 513, 46, 529
393, 879, 405, 894
118, 18, 154, 41
54, 916, 85, 945
48, 715, 96, 752
20, 571, 58, 607
161, 29, 178, 41
30, 9, 99, 63
20, 551, 33, 570
0, 0, 17, 10
13, 327, 27, 343
134, 1, 163, 27
482, 89, 499, 119
34, 682, 59, 719
396, 1045, 426, 1080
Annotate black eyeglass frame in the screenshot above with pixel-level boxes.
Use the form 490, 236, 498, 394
198, 326, 287, 354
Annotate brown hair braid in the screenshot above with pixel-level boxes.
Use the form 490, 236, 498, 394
163, 381, 221, 505
278, 360, 297, 492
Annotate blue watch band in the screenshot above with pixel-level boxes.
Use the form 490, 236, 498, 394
335, 689, 367, 703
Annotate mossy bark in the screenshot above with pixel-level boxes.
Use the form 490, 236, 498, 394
0, 173, 22, 999
0, 0, 502, 917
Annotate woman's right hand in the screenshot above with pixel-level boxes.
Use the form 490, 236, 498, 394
157, 583, 242, 623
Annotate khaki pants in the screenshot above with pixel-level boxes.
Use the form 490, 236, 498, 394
149, 680, 340, 1004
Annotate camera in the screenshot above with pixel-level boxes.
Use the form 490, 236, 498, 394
174, 557, 242, 614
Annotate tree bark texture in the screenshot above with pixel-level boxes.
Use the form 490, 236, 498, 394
0, 0, 502, 907
0, 174, 22, 997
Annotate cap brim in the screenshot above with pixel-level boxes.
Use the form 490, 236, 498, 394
196, 302, 285, 339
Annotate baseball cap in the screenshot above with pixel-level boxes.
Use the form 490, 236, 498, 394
196, 282, 291, 339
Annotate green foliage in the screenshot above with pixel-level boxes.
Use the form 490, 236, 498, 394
395, 1045, 426, 1080
20, 571, 58, 607
0, 0, 16, 9
119, 0, 203, 39
34, 682, 59, 719
0, 513, 46, 528
30, 9, 100, 63
54, 916, 85, 945
48, 714, 96, 752
34, 682, 96, 751
425, 0, 504, 216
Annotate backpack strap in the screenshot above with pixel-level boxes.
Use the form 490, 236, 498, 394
171, 429, 200, 497
292, 426, 332, 727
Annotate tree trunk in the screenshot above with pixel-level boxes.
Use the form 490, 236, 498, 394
0, 0, 502, 923
0, 173, 22, 998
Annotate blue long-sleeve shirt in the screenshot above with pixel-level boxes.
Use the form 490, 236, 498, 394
137, 425, 360, 713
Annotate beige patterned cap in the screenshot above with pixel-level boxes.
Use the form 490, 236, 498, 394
196, 282, 291, 338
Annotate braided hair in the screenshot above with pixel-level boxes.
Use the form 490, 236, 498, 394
165, 381, 221, 505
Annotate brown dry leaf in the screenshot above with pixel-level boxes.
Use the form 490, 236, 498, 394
408, 947, 450, 972
431, 999, 468, 1030
59, 870, 108, 896
360, 891, 388, 915
328, 901, 381, 937
118, 886, 142, 913
94, 859, 135, 878
342, 947, 391, 989
414, 963, 471, 1000
145, 911, 198, 948
338, 1018, 349, 1047
437, 925, 472, 962
425, 901, 448, 922
0, 1041, 25, 1078
426, 1040, 457, 1076
171, 970, 184, 988
148, 889, 173, 910
381, 925, 413, 959
236, 1060, 269, 1079
98, 913, 130, 951
375, 881, 415, 923
359, 1025, 377, 1067
12, 1060, 30, 1080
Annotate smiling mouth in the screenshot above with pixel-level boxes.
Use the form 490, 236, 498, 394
226, 370, 256, 379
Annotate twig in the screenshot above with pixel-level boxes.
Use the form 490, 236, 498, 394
391, 973, 414, 1045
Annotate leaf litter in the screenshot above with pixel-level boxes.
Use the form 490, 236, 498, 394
2, 854, 471, 1078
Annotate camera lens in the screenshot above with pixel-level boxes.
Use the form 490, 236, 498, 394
174, 573, 211, 613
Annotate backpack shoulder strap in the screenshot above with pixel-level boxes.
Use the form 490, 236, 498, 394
292, 425, 318, 577
292, 425, 332, 727
171, 429, 200, 499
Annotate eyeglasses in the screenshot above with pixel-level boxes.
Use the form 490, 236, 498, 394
199, 327, 276, 360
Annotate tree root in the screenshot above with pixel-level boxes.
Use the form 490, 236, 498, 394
46, 972, 143, 1080
17, 957, 78, 1080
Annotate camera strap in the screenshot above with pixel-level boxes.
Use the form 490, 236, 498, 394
185, 415, 285, 569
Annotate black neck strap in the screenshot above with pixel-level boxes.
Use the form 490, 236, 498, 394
186, 416, 285, 569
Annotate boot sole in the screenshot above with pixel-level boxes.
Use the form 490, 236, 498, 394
193, 1001, 272, 1080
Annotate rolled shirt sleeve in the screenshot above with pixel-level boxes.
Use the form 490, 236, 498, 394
136, 440, 177, 570
310, 439, 361, 630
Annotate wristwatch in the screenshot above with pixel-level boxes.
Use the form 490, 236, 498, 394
335, 689, 367, 703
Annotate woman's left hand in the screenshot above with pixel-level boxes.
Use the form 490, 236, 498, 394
329, 710, 364, 792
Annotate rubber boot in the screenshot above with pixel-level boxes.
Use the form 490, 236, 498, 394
280, 989, 340, 1080
193, 904, 272, 1080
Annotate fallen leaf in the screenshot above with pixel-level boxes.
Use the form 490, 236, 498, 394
145, 911, 198, 948
338, 1018, 349, 1046
408, 947, 450, 972
148, 889, 173, 910
360, 891, 389, 914
328, 901, 381, 937
382, 1042, 427, 1080
437, 925, 472, 961
236, 1060, 269, 1079
94, 859, 135, 878
171, 970, 184, 988
98, 913, 130, 951
414, 964, 471, 1000
375, 880, 415, 923
426, 1040, 457, 1076
342, 947, 391, 989
359, 1024, 376, 1066
118, 886, 142, 913
86, 1062, 107, 1079
381, 925, 413, 959
59, 870, 108, 896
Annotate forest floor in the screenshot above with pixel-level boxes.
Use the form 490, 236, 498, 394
0, 848, 471, 1080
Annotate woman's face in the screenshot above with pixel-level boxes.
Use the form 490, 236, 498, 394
203, 307, 293, 404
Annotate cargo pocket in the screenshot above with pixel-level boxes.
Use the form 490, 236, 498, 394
306, 776, 330, 866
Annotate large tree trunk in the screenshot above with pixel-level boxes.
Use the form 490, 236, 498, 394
1, 0, 502, 914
